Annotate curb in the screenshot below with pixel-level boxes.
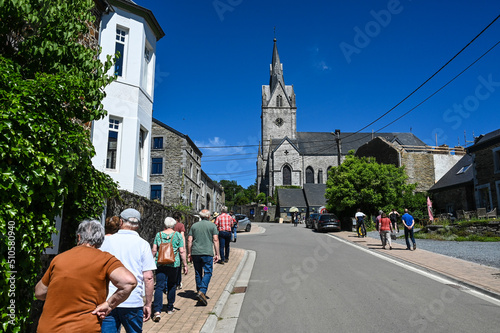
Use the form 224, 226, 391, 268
200, 249, 250, 333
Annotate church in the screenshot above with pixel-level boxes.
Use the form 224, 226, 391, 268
257, 38, 429, 199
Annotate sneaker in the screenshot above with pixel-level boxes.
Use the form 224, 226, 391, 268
217, 260, 225, 265
389, 246, 392, 250
176, 282, 183, 290
198, 292, 208, 306
152, 313, 161, 322
382, 246, 386, 249
413, 243, 416, 250
167, 310, 175, 315
224, 259, 228, 263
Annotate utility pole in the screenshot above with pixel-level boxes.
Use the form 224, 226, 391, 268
334, 129, 342, 166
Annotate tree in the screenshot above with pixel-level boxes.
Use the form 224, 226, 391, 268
325, 152, 418, 220
256, 192, 266, 204
0, 1, 118, 331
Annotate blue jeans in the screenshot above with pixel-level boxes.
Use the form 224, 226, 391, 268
101, 307, 143, 333
192, 255, 213, 294
219, 230, 231, 261
232, 225, 237, 242
404, 226, 416, 249
153, 265, 179, 313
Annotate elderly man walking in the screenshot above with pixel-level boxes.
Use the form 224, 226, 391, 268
215, 206, 236, 264
187, 209, 219, 306
402, 208, 417, 251
100, 208, 157, 333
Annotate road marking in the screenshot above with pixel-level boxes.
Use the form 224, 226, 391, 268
327, 234, 500, 307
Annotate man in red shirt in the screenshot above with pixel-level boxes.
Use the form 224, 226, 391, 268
215, 206, 236, 264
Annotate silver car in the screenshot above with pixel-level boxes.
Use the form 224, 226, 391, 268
234, 214, 252, 232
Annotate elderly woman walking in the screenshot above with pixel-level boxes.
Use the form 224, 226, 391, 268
151, 217, 188, 322
379, 213, 393, 250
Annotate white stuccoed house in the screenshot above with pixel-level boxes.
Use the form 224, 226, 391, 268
91, 0, 164, 198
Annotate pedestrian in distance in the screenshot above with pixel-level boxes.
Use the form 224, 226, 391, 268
215, 206, 236, 264
402, 208, 417, 251
187, 209, 220, 306
375, 210, 384, 245
230, 210, 238, 242
100, 208, 157, 333
389, 208, 400, 233
151, 217, 188, 322
35, 220, 137, 333
355, 208, 367, 237
379, 213, 393, 250
172, 211, 186, 290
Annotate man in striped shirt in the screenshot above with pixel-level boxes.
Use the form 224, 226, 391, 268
215, 206, 236, 264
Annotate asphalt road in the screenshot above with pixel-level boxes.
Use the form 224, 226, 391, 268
235, 223, 500, 333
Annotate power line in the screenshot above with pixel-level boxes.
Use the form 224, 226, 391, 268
342, 13, 500, 141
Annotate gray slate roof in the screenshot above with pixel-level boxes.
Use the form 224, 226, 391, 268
429, 154, 473, 191
303, 184, 327, 207
277, 188, 307, 208
270, 132, 426, 156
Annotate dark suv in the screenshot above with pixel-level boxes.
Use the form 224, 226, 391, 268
316, 213, 341, 232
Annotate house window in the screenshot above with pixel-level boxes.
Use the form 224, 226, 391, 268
137, 128, 146, 177
493, 147, 500, 173
114, 28, 127, 77
477, 184, 492, 211
150, 185, 162, 201
142, 42, 153, 94
189, 189, 193, 206
456, 164, 472, 175
306, 166, 314, 184
106, 118, 120, 169
190, 162, 193, 178
153, 137, 163, 149
318, 169, 323, 183
151, 158, 162, 174
283, 165, 291, 186
196, 194, 199, 210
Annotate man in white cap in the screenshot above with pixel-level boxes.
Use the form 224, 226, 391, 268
100, 208, 156, 333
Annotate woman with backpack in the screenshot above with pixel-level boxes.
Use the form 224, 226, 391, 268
151, 217, 188, 322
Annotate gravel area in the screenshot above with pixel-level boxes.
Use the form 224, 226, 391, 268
367, 231, 500, 269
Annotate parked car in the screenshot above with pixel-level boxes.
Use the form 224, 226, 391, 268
315, 213, 341, 232
234, 214, 252, 232
306, 213, 320, 229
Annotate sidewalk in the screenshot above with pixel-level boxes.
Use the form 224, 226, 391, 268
333, 231, 500, 299
141, 224, 263, 333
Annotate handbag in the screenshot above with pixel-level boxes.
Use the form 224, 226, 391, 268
157, 232, 175, 265
390, 231, 397, 240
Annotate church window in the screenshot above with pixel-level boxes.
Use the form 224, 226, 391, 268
277, 95, 282, 107
275, 117, 284, 127
306, 166, 314, 184
318, 169, 323, 183
283, 165, 291, 186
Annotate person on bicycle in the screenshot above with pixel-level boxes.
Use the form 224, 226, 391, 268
355, 208, 367, 238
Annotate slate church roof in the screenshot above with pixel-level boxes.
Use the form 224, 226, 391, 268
269, 132, 426, 156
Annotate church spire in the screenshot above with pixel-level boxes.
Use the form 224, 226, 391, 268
270, 38, 285, 93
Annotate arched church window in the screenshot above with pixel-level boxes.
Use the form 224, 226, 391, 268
277, 95, 282, 107
318, 169, 323, 184
306, 166, 314, 184
283, 165, 291, 186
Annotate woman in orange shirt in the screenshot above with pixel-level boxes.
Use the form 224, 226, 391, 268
379, 213, 393, 250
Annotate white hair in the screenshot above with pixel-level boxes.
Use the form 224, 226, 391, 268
199, 209, 211, 219
164, 217, 176, 229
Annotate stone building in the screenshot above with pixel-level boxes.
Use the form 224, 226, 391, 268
150, 118, 224, 212
257, 39, 430, 198
91, 0, 164, 198
356, 137, 466, 192
468, 129, 500, 211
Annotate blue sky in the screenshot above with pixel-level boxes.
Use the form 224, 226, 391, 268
142, 0, 500, 188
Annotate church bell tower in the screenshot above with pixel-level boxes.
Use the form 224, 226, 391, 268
261, 38, 297, 157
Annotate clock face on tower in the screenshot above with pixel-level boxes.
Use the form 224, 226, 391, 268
275, 117, 284, 127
